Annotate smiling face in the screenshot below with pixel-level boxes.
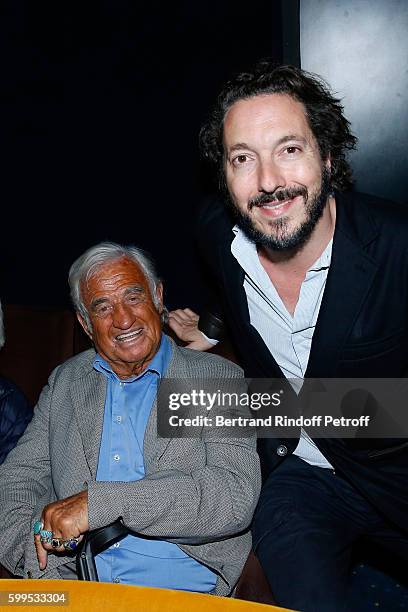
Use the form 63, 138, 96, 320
223, 93, 331, 251
77, 256, 163, 379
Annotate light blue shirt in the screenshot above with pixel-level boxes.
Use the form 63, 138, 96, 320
231, 226, 334, 468
93, 334, 217, 591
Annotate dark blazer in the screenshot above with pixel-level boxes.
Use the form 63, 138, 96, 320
0, 377, 32, 464
197, 190, 408, 534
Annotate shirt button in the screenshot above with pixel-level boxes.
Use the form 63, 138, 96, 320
113, 577, 121, 583
113, 454, 120, 461
276, 445, 288, 457
116, 416, 122, 423
113, 542, 120, 548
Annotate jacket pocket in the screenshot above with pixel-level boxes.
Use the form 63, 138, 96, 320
341, 329, 405, 361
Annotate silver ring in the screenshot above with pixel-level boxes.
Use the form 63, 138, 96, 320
51, 538, 62, 549
63, 537, 80, 552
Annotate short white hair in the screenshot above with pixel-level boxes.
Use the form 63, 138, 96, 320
68, 242, 165, 329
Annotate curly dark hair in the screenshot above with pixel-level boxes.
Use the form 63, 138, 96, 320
199, 61, 357, 192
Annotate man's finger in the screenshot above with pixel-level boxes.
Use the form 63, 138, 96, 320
168, 312, 183, 325
169, 309, 199, 323
34, 535, 48, 571
183, 308, 199, 320
167, 316, 186, 331
169, 310, 190, 323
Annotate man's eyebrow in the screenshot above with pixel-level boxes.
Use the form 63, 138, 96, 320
227, 135, 307, 155
124, 285, 145, 295
227, 142, 252, 154
275, 135, 307, 146
90, 297, 109, 310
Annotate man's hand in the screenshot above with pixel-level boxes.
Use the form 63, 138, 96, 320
34, 490, 88, 571
168, 308, 214, 351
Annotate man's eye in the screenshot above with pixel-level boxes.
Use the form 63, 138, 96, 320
126, 294, 143, 304
286, 146, 299, 155
95, 304, 111, 315
232, 154, 248, 165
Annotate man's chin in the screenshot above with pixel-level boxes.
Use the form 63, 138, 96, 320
235, 195, 330, 251
235, 213, 300, 251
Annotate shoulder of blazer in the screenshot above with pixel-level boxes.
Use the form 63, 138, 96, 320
335, 190, 408, 250
52, 348, 97, 384
167, 340, 243, 379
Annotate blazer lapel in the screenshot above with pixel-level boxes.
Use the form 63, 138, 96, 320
306, 194, 379, 377
72, 370, 107, 478
143, 344, 183, 473
143, 395, 170, 473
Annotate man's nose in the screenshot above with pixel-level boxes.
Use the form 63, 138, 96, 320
257, 158, 285, 193
112, 302, 134, 329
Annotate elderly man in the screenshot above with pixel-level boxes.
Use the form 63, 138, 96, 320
169, 62, 408, 611
0, 242, 261, 595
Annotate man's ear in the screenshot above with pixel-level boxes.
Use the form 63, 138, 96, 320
325, 154, 331, 171
156, 282, 164, 312
76, 312, 93, 341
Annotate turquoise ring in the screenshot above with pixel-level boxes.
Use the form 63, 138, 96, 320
40, 530, 53, 544
33, 520, 43, 535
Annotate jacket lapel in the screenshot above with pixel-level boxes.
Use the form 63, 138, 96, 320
143, 395, 170, 473
143, 342, 183, 473
72, 369, 107, 478
306, 193, 380, 377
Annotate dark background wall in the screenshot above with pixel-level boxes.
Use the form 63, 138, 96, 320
300, 0, 408, 206
0, 0, 283, 312
4, 1, 405, 314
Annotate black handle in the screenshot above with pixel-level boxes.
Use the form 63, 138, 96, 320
76, 519, 129, 581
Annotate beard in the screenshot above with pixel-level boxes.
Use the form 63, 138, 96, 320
227, 166, 332, 252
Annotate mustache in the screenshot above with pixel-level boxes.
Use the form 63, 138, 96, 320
248, 186, 308, 210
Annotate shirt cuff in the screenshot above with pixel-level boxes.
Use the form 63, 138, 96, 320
201, 331, 219, 346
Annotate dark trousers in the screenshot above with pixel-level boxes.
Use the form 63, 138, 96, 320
252, 455, 408, 612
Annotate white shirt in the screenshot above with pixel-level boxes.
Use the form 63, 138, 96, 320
230, 226, 334, 469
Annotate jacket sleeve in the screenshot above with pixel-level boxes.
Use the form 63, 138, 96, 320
87, 439, 261, 544
87, 369, 261, 544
